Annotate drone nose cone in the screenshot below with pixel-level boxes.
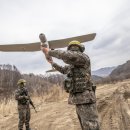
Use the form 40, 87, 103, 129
39, 33, 47, 43
39, 33, 44, 36
39, 33, 45, 38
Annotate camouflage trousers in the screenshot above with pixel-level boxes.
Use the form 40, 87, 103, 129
18, 105, 31, 130
76, 103, 100, 130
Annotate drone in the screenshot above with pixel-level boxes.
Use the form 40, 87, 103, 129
0, 33, 96, 72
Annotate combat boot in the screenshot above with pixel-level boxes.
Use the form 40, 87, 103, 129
26, 126, 31, 130
26, 128, 31, 130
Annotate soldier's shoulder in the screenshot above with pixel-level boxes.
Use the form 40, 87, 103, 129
82, 53, 90, 60
15, 88, 20, 93
24, 87, 28, 90
20, 87, 28, 92
24, 87, 29, 93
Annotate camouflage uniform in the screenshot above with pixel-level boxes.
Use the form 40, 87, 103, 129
15, 87, 31, 130
48, 50, 100, 130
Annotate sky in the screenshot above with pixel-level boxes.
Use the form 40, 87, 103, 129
0, 0, 130, 74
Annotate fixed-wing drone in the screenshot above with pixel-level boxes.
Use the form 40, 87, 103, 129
0, 33, 96, 72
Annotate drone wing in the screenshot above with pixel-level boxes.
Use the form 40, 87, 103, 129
48, 33, 96, 49
0, 33, 96, 52
0, 42, 41, 52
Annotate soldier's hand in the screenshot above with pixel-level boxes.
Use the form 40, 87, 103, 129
41, 46, 49, 54
19, 96, 25, 99
24, 96, 29, 100
41, 46, 53, 64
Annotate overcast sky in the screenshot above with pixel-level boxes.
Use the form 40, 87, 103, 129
0, 0, 130, 74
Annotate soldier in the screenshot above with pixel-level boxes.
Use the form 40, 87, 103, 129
41, 40, 100, 130
15, 79, 31, 130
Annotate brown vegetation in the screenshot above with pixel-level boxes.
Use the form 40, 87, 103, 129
0, 80, 130, 130
1, 63, 130, 129
0, 64, 21, 99
0, 85, 67, 117
0, 64, 64, 101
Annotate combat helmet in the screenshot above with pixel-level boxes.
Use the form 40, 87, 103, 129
17, 79, 26, 86
67, 40, 85, 52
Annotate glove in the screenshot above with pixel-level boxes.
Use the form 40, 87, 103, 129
24, 96, 29, 100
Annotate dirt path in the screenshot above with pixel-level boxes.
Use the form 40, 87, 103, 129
1, 80, 130, 130
97, 80, 130, 130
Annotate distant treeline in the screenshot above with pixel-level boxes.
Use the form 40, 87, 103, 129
0, 64, 64, 99
1, 60, 130, 99
0, 64, 21, 98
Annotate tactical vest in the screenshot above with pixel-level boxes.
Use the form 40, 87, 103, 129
64, 65, 92, 93
18, 88, 29, 105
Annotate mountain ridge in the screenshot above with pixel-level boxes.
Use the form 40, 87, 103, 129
92, 66, 116, 77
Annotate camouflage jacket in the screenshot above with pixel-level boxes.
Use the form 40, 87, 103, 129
15, 87, 30, 106
49, 50, 96, 105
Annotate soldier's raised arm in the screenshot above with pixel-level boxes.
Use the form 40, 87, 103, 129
41, 40, 90, 66
49, 50, 90, 66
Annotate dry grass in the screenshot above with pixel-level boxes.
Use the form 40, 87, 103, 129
1, 80, 130, 118
1, 79, 130, 130
44, 85, 68, 102
0, 98, 17, 117
0, 85, 68, 117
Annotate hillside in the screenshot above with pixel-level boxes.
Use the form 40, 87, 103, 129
92, 75, 103, 82
110, 60, 130, 77
92, 66, 116, 77
94, 60, 130, 84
